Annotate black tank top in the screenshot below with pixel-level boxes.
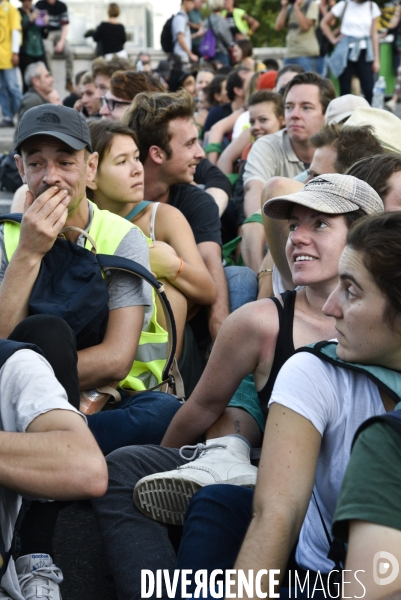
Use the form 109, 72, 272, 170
257, 289, 297, 416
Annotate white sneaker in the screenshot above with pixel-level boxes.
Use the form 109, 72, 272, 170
16, 554, 63, 600
133, 436, 258, 525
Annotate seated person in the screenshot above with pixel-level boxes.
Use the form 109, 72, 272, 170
1, 104, 182, 596
90, 175, 383, 600
99, 69, 164, 121
332, 401, 401, 599
87, 119, 217, 357
262, 123, 384, 294
169, 211, 401, 598
217, 90, 284, 176
0, 314, 107, 598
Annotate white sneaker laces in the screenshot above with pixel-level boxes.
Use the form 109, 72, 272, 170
179, 442, 227, 461
18, 564, 63, 600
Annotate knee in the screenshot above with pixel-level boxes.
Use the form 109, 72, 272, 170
9, 315, 76, 348
186, 485, 254, 522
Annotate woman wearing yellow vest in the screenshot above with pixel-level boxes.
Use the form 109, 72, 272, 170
87, 119, 216, 358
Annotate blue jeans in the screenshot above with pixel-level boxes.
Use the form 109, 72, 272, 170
87, 390, 182, 455
214, 52, 230, 66
225, 265, 258, 312
284, 56, 318, 73
176, 485, 328, 599
0, 68, 22, 120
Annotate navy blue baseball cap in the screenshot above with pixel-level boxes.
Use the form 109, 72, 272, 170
15, 104, 93, 153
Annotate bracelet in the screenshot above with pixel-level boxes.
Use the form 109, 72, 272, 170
170, 257, 184, 281
204, 142, 223, 155
257, 269, 273, 280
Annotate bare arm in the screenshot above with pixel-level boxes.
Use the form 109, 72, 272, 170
320, 10, 339, 44
388, 6, 401, 30
275, 0, 289, 31
371, 17, 380, 72
232, 404, 321, 597
257, 252, 274, 299
161, 300, 279, 447
293, 0, 315, 31
55, 23, 68, 52
262, 177, 304, 290
198, 241, 230, 342
206, 109, 245, 164
177, 32, 198, 62
152, 204, 217, 305
243, 13, 260, 32
217, 129, 252, 175
205, 187, 229, 217
0, 410, 107, 500
77, 305, 144, 389
0, 187, 69, 339
344, 522, 401, 600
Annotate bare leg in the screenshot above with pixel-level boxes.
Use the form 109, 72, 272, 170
206, 407, 262, 447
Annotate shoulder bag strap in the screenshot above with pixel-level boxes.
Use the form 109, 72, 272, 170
123, 201, 152, 222
97, 253, 183, 397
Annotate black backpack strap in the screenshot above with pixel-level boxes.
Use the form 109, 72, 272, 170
0, 213, 23, 224
352, 408, 401, 448
312, 491, 345, 571
97, 254, 184, 398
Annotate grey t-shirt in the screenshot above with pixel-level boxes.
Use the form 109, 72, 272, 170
172, 10, 191, 60
0, 349, 82, 599
243, 129, 305, 187
0, 202, 153, 329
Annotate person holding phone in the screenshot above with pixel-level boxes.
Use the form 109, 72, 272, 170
275, 0, 320, 72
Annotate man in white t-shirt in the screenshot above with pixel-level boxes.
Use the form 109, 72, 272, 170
172, 0, 199, 64
0, 317, 107, 599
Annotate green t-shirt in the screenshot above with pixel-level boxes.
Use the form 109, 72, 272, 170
286, 0, 320, 58
333, 421, 401, 542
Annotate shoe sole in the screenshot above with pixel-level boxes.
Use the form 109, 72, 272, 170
134, 475, 256, 526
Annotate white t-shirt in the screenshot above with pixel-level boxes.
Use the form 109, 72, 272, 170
0, 349, 82, 599
268, 351, 385, 573
331, 0, 381, 40
232, 111, 250, 141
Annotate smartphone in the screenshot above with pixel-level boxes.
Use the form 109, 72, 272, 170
35, 10, 48, 26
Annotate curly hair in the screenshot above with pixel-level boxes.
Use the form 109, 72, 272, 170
110, 70, 164, 101
122, 90, 196, 162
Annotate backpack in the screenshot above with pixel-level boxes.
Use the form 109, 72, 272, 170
0, 214, 183, 397
161, 15, 174, 53
0, 154, 23, 193
296, 340, 401, 575
199, 18, 216, 60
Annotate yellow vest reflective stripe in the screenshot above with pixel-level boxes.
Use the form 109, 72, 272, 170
221, 8, 250, 36
3, 201, 168, 392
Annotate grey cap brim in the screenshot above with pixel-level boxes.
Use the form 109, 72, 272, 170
263, 191, 361, 220
15, 131, 91, 154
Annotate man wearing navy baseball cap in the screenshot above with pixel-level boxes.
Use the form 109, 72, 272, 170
0, 104, 171, 598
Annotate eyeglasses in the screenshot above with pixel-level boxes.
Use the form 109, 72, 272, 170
100, 96, 131, 111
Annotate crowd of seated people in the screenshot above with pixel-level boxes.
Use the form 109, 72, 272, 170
3, 49, 401, 600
